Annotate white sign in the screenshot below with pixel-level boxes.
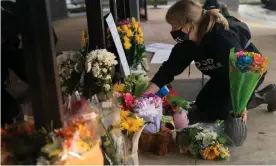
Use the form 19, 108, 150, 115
146, 43, 174, 53
106, 14, 130, 76
151, 49, 172, 64
151, 49, 195, 64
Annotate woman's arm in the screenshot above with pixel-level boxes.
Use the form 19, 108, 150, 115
144, 41, 196, 94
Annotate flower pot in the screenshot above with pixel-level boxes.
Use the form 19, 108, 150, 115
225, 115, 247, 146
173, 110, 189, 129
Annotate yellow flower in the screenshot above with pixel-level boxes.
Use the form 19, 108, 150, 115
133, 23, 139, 31
121, 25, 128, 31
135, 35, 141, 42
124, 41, 131, 50
123, 36, 130, 43
114, 83, 125, 92
126, 29, 133, 37
117, 27, 122, 32
121, 120, 130, 131
137, 27, 142, 34
202, 146, 220, 160
120, 111, 145, 135
131, 17, 137, 25
120, 109, 129, 120
81, 30, 88, 48
136, 116, 145, 127
139, 32, 144, 37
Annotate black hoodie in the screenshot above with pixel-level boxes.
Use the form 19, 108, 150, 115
151, 17, 255, 88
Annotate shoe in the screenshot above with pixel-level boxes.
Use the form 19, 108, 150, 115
255, 84, 276, 112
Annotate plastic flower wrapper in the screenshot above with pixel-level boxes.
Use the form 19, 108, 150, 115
99, 97, 125, 165
37, 119, 103, 165
132, 94, 162, 133
120, 109, 146, 165
229, 48, 269, 122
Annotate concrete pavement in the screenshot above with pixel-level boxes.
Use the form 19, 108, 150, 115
49, 5, 276, 165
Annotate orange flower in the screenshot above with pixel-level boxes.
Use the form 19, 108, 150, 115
202, 146, 220, 160
121, 25, 128, 31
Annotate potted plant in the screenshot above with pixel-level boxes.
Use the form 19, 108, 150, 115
166, 95, 189, 129
225, 48, 269, 146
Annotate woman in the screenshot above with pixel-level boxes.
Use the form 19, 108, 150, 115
144, 0, 276, 122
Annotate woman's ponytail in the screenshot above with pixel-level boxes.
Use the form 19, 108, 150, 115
197, 9, 229, 40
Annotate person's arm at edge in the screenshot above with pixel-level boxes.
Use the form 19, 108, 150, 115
143, 42, 195, 94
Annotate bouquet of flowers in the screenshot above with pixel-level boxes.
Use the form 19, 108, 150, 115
1, 123, 46, 165
229, 48, 269, 119
111, 18, 145, 68
226, 48, 269, 146
37, 119, 102, 165
85, 49, 118, 101
132, 93, 162, 133
176, 127, 230, 160
37, 97, 102, 165
56, 51, 85, 95
120, 109, 145, 165
124, 73, 149, 97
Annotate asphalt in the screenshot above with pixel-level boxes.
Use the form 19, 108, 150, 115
8, 4, 276, 165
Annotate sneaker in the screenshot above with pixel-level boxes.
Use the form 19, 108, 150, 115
256, 84, 276, 112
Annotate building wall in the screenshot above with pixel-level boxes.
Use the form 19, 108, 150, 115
49, 0, 68, 20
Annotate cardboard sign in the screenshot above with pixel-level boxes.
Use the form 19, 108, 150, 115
106, 13, 130, 76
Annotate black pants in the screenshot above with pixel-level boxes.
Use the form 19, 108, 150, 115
195, 74, 266, 121
1, 89, 19, 126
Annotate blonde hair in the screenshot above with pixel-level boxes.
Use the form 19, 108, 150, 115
166, 0, 229, 40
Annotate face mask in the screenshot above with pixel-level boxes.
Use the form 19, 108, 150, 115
170, 28, 189, 43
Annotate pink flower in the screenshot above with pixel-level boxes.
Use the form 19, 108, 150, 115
123, 93, 135, 110
237, 51, 245, 58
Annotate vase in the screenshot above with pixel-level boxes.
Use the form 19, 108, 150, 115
224, 115, 247, 146
173, 110, 189, 129
123, 125, 146, 165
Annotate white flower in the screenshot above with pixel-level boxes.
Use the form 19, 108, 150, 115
103, 84, 111, 91
92, 65, 100, 76
105, 75, 111, 80
102, 68, 107, 73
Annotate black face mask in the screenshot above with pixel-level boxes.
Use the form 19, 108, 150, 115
170, 29, 189, 43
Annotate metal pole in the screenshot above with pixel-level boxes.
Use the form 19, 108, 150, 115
109, 0, 118, 23
85, 0, 106, 51
17, 0, 63, 129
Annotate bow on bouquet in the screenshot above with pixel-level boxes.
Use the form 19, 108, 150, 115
229, 48, 269, 122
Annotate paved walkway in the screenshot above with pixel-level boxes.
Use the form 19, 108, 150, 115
43, 6, 276, 165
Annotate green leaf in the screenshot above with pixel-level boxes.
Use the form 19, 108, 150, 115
127, 112, 137, 119
217, 136, 227, 144
229, 48, 237, 62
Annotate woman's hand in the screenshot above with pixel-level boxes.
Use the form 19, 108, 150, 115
143, 82, 160, 95
242, 108, 248, 123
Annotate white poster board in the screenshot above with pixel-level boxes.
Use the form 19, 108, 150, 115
151, 49, 195, 64
146, 43, 174, 53
150, 49, 172, 64
105, 14, 130, 76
